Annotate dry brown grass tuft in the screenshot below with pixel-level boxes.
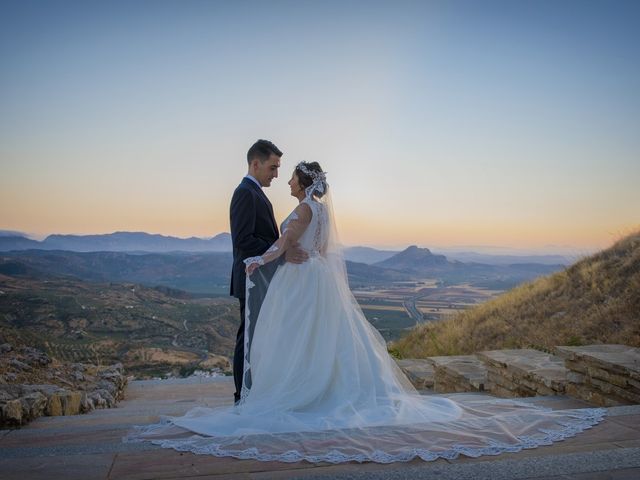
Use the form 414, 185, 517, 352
390, 230, 640, 358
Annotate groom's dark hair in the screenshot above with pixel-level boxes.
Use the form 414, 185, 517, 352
247, 139, 282, 164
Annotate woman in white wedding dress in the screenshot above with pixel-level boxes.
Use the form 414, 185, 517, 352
124, 162, 605, 463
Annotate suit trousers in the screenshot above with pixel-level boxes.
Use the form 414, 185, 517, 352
233, 297, 246, 403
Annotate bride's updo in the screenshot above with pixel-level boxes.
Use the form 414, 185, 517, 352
295, 161, 328, 198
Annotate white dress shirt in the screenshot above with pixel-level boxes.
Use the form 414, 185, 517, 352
245, 174, 262, 189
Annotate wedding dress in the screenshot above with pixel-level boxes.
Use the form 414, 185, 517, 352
124, 169, 605, 463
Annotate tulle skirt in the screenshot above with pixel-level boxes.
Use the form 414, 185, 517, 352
124, 257, 605, 463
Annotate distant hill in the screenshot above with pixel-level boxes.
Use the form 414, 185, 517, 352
374, 246, 564, 289
0, 235, 42, 251
0, 230, 30, 237
0, 231, 231, 253
343, 246, 398, 264
376, 246, 450, 271
391, 230, 640, 358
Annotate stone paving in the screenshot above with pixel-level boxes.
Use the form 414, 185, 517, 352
1, 376, 640, 479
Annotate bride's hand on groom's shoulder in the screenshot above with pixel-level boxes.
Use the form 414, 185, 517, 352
285, 243, 309, 264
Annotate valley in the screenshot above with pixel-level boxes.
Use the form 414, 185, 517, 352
354, 280, 502, 341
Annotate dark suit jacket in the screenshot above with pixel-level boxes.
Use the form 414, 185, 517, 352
229, 177, 279, 298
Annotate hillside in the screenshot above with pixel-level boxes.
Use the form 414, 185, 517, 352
0, 250, 233, 295
391, 230, 640, 358
0, 271, 237, 378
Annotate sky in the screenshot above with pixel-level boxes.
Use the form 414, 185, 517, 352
1, 0, 639, 254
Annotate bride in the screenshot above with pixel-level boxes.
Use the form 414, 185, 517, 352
124, 162, 605, 463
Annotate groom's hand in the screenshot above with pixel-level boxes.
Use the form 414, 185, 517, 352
285, 243, 309, 264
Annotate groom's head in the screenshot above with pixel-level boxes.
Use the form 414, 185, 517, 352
247, 139, 282, 188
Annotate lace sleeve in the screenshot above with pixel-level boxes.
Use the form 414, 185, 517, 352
245, 203, 312, 270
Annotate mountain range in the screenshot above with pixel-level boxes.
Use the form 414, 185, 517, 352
0, 230, 571, 266
0, 243, 565, 294
0, 231, 231, 253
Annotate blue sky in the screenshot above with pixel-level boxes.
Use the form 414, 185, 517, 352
1, 0, 638, 253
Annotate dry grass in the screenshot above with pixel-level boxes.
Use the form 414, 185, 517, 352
390, 230, 640, 358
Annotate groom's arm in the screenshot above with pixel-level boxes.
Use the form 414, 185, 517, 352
230, 188, 271, 256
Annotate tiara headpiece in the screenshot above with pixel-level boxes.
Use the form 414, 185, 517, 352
296, 162, 328, 196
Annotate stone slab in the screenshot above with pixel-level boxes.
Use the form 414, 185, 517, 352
395, 359, 434, 390
554, 345, 640, 381
478, 349, 568, 395
0, 452, 115, 480
565, 359, 640, 393
427, 355, 488, 392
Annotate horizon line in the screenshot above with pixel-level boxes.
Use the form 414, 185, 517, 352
0, 227, 603, 255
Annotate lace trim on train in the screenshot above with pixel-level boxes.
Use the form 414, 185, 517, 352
123, 406, 606, 464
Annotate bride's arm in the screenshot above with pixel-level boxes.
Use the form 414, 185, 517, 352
245, 203, 312, 275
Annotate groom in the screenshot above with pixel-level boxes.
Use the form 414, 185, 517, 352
229, 139, 307, 403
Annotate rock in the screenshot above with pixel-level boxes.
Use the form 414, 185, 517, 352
427, 355, 489, 393
22, 384, 62, 397
9, 359, 32, 371
53, 375, 75, 388
1, 399, 22, 425
396, 359, 434, 389
45, 392, 63, 416
19, 392, 48, 419
19, 347, 51, 366
62, 391, 82, 415
80, 392, 95, 413
89, 391, 108, 408
0, 389, 15, 402
1, 340, 128, 428
45, 389, 81, 416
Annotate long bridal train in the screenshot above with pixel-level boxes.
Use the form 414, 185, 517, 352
123, 192, 605, 463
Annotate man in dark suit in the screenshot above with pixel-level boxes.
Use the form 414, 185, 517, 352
229, 139, 306, 403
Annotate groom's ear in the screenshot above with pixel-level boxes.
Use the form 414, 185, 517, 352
248, 158, 259, 171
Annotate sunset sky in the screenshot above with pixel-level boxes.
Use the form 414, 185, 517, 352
1, 0, 638, 254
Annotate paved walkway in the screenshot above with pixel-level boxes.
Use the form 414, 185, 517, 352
1, 377, 639, 480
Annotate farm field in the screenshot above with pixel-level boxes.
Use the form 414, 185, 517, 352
354, 280, 503, 341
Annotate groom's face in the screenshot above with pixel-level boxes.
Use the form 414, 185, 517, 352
253, 154, 281, 187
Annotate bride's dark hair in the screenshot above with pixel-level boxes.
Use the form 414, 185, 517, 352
295, 162, 327, 198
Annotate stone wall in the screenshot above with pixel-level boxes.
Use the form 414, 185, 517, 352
554, 345, 640, 407
397, 344, 640, 407
0, 343, 128, 427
